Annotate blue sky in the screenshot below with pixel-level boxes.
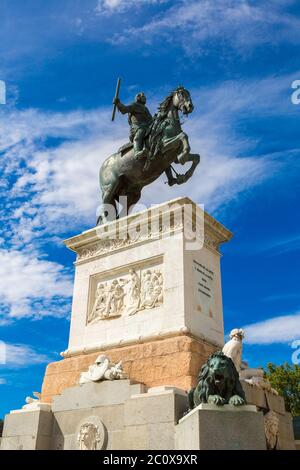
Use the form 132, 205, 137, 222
0, 0, 300, 418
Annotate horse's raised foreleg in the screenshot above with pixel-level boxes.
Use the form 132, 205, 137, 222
183, 153, 200, 180
173, 153, 200, 185
177, 132, 191, 164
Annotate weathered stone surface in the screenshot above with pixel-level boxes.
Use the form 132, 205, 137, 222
277, 412, 296, 450
148, 422, 175, 450
50, 387, 187, 450
106, 430, 125, 451
0, 410, 54, 451
1, 435, 37, 450
123, 425, 149, 450
242, 381, 286, 415
265, 391, 286, 415
242, 381, 267, 409
176, 405, 266, 450
41, 334, 217, 403
197, 403, 257, 412
125, 390, 187, 427
123, 422, 175, 450
52, 380, 144, 412
55, 406, 124, 434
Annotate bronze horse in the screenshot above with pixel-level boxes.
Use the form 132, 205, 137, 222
97, 86, 200, 224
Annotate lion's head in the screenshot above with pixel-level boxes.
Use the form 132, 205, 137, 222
191, 351, 246, 408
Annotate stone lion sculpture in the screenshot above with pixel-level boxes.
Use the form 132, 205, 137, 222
188, 351, 246, 409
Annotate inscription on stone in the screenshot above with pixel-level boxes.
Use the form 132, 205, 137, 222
193, 259, 214, 317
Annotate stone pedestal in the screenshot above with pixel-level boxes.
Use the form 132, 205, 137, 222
1, 379, 295, 451
175, 404, 267, 450
1, 198, 297, 451
242, 381, 296, 450
1, 381, 188, 450
41, 335, 217, 403
41, 198, 232, 402
1, 409, 53, 450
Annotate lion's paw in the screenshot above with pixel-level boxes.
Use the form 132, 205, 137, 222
207, 395, 226, 406
229, 395, 245, 406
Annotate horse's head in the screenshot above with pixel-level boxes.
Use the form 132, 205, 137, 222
173, 86, 194, 115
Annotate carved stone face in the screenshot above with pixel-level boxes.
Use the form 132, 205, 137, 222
78, 423, 99, 450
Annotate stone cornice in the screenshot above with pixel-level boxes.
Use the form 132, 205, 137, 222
64, 197, 233, 263
61, 327, 224, 358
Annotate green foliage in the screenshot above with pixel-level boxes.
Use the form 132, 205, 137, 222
265, 363, 300, 417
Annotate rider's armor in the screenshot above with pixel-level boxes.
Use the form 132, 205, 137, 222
116, 93, 152, 159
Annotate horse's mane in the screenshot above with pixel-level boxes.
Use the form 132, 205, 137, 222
157, 85, 185, 117
147, 86, 186, 159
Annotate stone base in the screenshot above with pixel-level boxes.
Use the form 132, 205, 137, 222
1, 409, 53, 450
242, 381, 296, 450
41, 334, 217, 403
175, 404, 267, 450
2, 378, 295, 451
1, 380, 188, 450
11, 403, 51, 414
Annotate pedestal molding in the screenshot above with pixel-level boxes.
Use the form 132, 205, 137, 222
61, 329, 223, 358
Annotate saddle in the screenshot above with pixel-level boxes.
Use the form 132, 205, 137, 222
118, 141, 133, 156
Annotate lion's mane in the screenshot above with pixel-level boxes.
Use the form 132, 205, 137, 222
190, 351, 246, 408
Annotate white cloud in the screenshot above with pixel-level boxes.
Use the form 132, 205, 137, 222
109, 0, 300, 55
260, 234, 300, 256
0, 106, 126, 246
0, 378, 7, 384
0, 80, 6, 105
243, 312, 300, 345
2, 343, 49, 368
95, 0, 166, 14
0, 249, 73, 320
96, 0, 124, 11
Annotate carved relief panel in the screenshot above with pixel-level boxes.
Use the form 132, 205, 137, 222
87, 263, 163, 325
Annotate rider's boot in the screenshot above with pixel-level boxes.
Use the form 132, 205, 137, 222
133, 131, 148, 160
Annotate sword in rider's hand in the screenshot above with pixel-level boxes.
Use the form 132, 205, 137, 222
112, 77, 121, 122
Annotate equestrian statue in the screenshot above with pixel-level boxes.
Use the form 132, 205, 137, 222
97, 79, 200, 225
